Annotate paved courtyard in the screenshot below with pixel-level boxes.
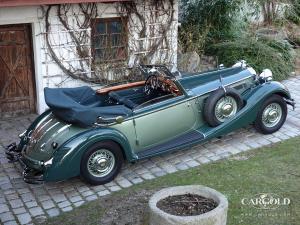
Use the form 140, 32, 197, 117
0, 75, 300, 225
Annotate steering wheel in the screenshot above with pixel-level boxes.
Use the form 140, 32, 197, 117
144, 75, 158, 95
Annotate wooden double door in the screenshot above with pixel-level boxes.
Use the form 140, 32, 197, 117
0, 24, 36, 117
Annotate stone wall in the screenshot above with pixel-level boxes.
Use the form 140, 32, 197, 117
177, 51, 216, 73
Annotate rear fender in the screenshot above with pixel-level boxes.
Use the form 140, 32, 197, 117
18, 110, 52, 150
44, 128, 135, 181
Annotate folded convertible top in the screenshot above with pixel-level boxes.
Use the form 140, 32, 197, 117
44, 86, 132, 127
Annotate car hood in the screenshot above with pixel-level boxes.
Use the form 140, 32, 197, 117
178, 67, 254, 96
24, 112, 86, 162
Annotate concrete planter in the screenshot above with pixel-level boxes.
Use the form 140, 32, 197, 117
149, 185, 228, 225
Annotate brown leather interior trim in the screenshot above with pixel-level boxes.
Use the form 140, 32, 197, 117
96, 81, 145, 94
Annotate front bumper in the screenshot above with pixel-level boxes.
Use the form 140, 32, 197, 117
285, 98, 296, 110
5, 143, 44, 184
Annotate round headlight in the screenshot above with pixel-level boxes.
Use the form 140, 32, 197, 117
259, 69, 273, 81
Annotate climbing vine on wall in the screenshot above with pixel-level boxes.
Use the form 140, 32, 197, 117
41, 0, 176, 86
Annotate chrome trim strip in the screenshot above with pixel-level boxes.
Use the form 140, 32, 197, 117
29, 118, 54, 147
42, 124, 72, 150
30, 113, 54, 140
39, 122, 61, 141
29, 122, 61, 148
33, 113, 53, 133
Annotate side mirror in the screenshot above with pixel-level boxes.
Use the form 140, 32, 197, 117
115, 116, 124, 124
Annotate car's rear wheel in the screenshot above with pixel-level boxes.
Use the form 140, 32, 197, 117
254, 94, 287, 134
80, 141, 123, 185
203, 88, 243, 127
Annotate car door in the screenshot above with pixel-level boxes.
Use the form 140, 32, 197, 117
132, 96, 197, 152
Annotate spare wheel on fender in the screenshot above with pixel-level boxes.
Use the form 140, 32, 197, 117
203, 87, 243, 127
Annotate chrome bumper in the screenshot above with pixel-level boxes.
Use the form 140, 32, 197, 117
285, 98, 296, 110
5, 143, 44, 184
5, 143, 20, 162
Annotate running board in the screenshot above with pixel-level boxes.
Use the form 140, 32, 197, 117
136, 130, 205, 159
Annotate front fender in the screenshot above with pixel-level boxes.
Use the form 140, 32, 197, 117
243, 81, 292, 106
44, 127, 135, 181
262, 81, 292, 100
205, 81, 292, 138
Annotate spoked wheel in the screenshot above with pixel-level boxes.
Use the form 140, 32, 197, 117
80, 141, 123, 185
262, 103, 283, 128
214, 96, 238, 123
204, 88, 243, 127
254, 94, 287, 134
87, 149, 115, 178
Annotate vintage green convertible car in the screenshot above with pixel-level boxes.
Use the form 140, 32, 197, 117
6, 62, 295, 185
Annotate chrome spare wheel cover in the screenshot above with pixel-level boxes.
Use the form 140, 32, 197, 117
262, 103, 282, 128
215, 96, 238, 122
87, 149, 115, 177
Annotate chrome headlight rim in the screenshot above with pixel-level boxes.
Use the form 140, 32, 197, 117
259, 69, 273, 81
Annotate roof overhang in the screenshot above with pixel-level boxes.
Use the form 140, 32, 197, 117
0, 0, 130, 8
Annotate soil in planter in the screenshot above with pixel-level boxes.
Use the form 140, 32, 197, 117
157, 193, 218, 216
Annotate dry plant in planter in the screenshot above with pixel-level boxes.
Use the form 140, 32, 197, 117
149, 185, 228, 225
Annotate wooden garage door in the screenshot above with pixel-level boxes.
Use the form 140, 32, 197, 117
0, 24, 36, 117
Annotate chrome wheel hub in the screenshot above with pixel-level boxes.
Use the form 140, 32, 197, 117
215, 96, 238, 122
222, 103, 233, 116
87, 149, 115, 177
262, 103, 282, 128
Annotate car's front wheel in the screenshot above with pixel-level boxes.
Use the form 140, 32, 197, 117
254, 94, 287, 134
80, 141, 123, 185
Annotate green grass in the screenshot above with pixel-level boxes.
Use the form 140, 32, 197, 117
43, 137, 300, 225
